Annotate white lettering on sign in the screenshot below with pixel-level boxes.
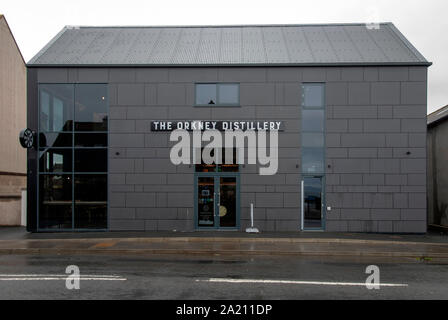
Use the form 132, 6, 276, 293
151, 121, 283, 131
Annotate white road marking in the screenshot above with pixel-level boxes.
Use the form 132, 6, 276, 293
0, 274, 123, 278
0, 278, 126, 281
0, 274, 126, 281
197, 278, 408, 287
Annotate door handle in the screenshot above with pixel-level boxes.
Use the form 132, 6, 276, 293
213, 192, 217, 219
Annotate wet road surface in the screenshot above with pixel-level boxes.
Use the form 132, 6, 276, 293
0, 254, 446, 299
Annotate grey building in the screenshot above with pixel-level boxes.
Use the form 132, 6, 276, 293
25, 23, 430, 233
427, 105, 448, 229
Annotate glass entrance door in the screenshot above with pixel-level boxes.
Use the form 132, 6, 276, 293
218, 177, 237, 228
302, 176, 324, 230
196, 175, 239, 229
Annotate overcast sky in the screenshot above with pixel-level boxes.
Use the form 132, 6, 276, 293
1, 0, 446, 113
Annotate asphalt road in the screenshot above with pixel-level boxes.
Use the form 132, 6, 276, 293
0, 253, 446, 300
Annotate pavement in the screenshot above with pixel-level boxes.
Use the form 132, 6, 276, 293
1, 227, 448, 259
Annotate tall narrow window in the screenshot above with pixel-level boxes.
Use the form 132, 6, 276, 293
301, 84, 325, 174
301, 83, 325, 230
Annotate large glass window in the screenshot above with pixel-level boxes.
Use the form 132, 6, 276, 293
302, 83, 325, 175
38, 83, 108, 230
195, 83, 239, 106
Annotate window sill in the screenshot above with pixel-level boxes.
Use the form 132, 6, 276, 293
194, 104, 241, 108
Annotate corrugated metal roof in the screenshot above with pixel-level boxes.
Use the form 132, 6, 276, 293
428, 105, 448, 126
28, 23, 431, 66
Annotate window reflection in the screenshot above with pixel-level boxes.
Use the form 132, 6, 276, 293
39, 149, 72, 173
302, 133, 324, 148
219, 177, 237, 227
39, 84, 73, 132
75, 133, 107, 147
196, 84, 217, 105
218, 84, 239, 105
39, 175, 73, 229
303, 84, 324, 107
197, 177, 215, 227
39, 132, 72, 148
74, 175, 107, 229
302, 148, 324, 173
304, 177, 323, 229
302, 110, 324, 132
75, 149, 107, 172
75, 84, 108, 131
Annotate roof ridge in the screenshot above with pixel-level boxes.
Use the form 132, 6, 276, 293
65, 22, 394, 29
